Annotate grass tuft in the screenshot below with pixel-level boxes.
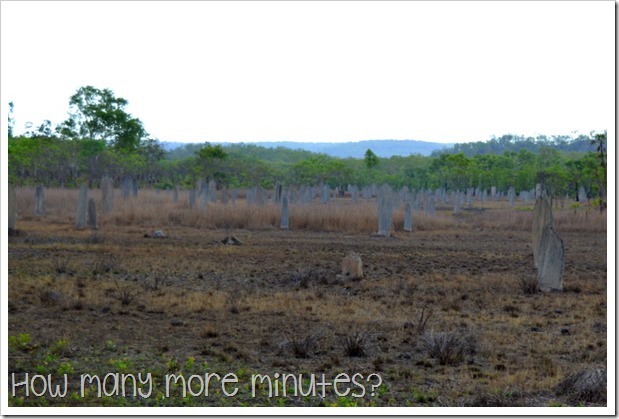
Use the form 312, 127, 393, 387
423, 330, 477, 366
341, 331, 368, 358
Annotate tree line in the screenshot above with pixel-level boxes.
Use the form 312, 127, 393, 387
7, 86, 607, 204
432, 133, 598, 157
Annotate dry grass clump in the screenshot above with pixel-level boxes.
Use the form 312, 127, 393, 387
410, 306, 433, 335
283, 332, 320, 359
554, 368, 607, 404
341, 331, 368, 357
458, 389, 528, 407
290, 267, 331, 288
517, 275, 539, 294
422, 330, 477, 365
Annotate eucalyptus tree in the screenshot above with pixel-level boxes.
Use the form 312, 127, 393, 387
590, 131, 607, 212
7, 101, 15, 139
194, 143, 228, 186
57, 86, 148, 153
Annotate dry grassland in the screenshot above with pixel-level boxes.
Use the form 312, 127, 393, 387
7, 187, 607, 407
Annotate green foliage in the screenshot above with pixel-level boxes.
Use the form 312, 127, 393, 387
194, 143, 228, 185
104, 340, 117, 352
291, 154, 332, 185
8, 333, 32, 352
589, 131, 607, 213
183, 356, 195, 373
327, 396, 359, 407
436, 133, 597, 157
50, 338, 69, 355
7, 86, 605, 198
364, 148, 379, 170
57, 86, 148, 153
291, 154, 353, 188
56, 362, 75, 375
412, 387, 439, 403
108, 357, 133, 373
8, 101, 15, 139
9, 133, 605, 198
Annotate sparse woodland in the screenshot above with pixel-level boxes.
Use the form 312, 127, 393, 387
7, 88, 608, 208
7, 88, 608, 408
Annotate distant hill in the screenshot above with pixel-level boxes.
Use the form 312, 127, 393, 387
161, 139, 452, 158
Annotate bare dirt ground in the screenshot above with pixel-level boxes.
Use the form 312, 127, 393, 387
7, 204, 607, 407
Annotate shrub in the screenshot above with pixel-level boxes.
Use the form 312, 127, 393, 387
92, 254, 123, 276
290, 267, 330, 288
423, 330, 477, 366
517, 276, 538, 294
285, 333, 318, 359
554, 368, 607, 404
414, 306, 433, 335
114, 279, 135, 306
341, 332, 367, 357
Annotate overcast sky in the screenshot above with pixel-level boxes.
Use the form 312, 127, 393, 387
1, 1, 614, 144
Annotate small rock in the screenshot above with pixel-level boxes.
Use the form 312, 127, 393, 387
221, 235, 242, 245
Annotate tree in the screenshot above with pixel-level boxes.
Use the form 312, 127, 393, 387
24, 119, 54, 138
591, 132, 606, 173
565, 159, 584, 199
364, 149, 379, 170
536, 147, 568, 202
590, 131, 607, 213
324, 159, 353, 190
292, 155, 331, 185
195, 143, 228, 185
8, 101, 15, 139
57, 86, 148, 153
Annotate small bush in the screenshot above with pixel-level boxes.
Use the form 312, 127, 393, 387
423, 330, 477, 366
285, 333, 318, 359
414, 306, 433, 335
341, 332, 367, 358
39, 290, 64, 306
517, 276, 538, 294
461, 390, 527, 407
412, 387, 439, 403
8, 333, 32, 352
554, 368, 607, 404
290, 267, 330, 288
226, 291, 246, 314
92, 254, 123, 276
114, 280, 135, 306
200, 325, 219, 339
52, 258, 71, 275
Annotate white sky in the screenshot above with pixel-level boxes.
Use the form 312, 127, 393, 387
1, 1, 615, 144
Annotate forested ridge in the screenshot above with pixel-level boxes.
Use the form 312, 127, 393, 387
7, 87, 607, 204
177, 139, 452, 159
